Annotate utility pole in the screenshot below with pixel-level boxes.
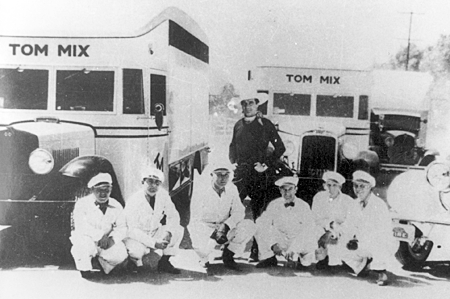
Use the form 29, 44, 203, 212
399, 11, 423, 71
405, 12, 413, 71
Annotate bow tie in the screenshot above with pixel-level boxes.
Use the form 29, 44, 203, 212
284, 202, 295, 208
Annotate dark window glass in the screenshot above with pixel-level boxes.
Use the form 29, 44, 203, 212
273, 93, 311, 115
316, 95, 354, 118
150, 74, 166, 116
123, 69, 144, 114
169, 20, 209, 63
56, 70, 114, 111
0, 68, 48, 110
358, 95, 369, 120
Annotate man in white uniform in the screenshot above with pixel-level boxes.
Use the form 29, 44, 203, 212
340, 170, 396, 286
124, 167, 183, 274
189, 163, 256, 271
311, 171, 357, 269
70, 173, 128, 279
255, 176, 319, 268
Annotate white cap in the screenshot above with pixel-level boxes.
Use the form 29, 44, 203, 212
352, 170, 376, 187
275, 176, 299, 187
322, 171, 346, 186
142, 167, 164, 183
87, 173, 112, 188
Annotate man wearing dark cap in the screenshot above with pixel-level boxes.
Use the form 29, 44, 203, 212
70, 173, 128, 279
229, 91, 286, 260
124, 167, 183, 274
189, 163, 256, 271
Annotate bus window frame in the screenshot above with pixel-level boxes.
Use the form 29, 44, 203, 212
54, 66, 118, 115
315, 93, 355, 119
0, 64, 52, 111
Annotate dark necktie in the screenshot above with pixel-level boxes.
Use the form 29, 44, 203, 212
149, 195, 156, 210
95, 200, 109, 214
284, 202, 295, 208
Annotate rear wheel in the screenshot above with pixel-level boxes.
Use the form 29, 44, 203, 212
395, 238, 433, 270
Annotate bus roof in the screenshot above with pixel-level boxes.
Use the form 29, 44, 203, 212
0, 6, 208, 44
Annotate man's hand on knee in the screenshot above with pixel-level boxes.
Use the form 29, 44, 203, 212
271, 243, 283, 256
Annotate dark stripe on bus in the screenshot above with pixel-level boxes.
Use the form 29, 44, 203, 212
346, 127, 370, 131
96, 126, 168, 130
96, 134, 168, 138
169, 20, 209, 63
345, 133, 370, 136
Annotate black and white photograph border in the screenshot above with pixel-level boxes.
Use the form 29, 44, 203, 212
1, 1, 450, 299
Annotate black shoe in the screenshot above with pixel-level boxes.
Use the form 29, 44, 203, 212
223, 247, 242, 271
80, 270, 96, 279
158, 257, 181, 274
375, 271, 388, 286
256, 256, 278, 268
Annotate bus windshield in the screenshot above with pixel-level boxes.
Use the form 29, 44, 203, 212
56, 70, 114, 111
273, 93, 311, 115
316, 95, 354, 118
0, 68, 48, 110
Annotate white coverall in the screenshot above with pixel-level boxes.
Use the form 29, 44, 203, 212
70, 194, 128, 274
340, 193, 397, 273
124, 188, 183, 267
255, 197, 319, 266
311, 190, 358, 265
189, 184, 256, 263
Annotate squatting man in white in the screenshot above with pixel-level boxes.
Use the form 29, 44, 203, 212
70, 173, 128, 279
189, 163, 256, 271
255, 176, 319, 268
123, 167, 184, 274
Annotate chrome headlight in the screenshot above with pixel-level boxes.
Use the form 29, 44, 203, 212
341, 142, 358, 160
28, 148, 54, 175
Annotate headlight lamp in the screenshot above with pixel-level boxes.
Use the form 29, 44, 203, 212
28, 148, 54, 175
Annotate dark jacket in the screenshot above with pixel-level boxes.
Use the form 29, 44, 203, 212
229, 117, 285, 167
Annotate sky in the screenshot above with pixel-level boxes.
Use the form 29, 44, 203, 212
1, 0, 450, 84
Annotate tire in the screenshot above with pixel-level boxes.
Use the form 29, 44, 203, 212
395, 239, 433, 269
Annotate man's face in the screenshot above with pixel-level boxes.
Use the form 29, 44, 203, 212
325, 180, 341, 198
92, 183, 112, 203
241, 99, 258, 117
212, 170, 230, 189
279, 184, 297, 201
143, 177, 162, 195
353, 180, 371, 201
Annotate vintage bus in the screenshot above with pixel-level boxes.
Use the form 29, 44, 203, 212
248, 66, 372, 202
0, 7, 209, 263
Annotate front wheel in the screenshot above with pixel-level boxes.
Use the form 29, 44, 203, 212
395, 239, 433, 269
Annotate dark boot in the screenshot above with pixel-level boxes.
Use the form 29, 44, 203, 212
157, 255, 181, 274
255, 255, 278, 268
248, 239, 259, 262
222, 246, 242, 271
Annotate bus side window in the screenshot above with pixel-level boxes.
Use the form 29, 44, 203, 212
123, 69, 144, 114
358, 95, 369, 120
150, 74, 166, 116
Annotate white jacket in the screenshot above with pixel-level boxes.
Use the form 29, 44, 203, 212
124, 188, 180, 249
71, 194, 126, 244
191, 184, 245, 230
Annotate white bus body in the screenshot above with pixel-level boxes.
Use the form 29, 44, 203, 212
249, 66, 371, 200
0, 7, 209, 261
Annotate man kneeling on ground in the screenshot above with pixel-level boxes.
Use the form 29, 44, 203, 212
189, 163, 256, 271
124, 167, 183, 274
255, 176, 320, 268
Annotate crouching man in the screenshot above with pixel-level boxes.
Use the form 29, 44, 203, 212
124, 167, 183, 274
189, 164, 256, 271
340, 171, 397, 286
255, 176, 319, 268
70, 173, 128, 279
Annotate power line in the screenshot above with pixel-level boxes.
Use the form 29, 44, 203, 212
399, 11, 424, 71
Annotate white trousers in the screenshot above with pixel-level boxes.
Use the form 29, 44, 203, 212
189, 219, 256, 263
124, 224, 183, 267
256, 224, 317, 266
70, 235, 128, 274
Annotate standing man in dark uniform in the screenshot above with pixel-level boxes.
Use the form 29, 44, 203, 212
229, 92, 286, 261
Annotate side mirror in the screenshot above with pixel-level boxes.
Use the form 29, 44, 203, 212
155, 103, 165, 131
